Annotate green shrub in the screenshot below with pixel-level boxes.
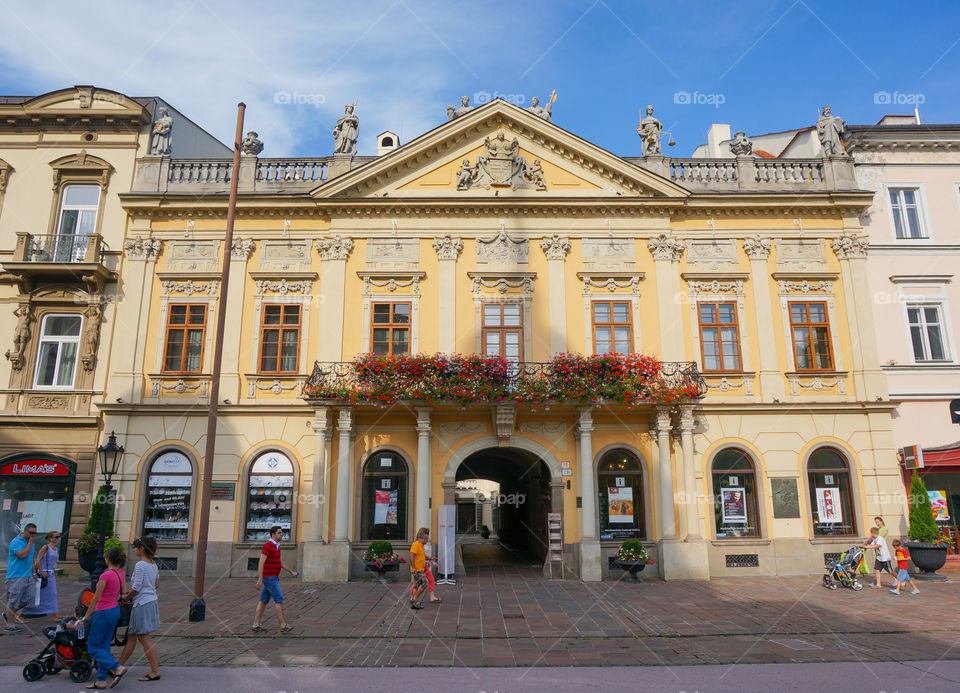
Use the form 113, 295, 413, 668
75, 532, 99, 554
907, 473, 941, 543
83, 485, 115, 536
364, 540, 394, 560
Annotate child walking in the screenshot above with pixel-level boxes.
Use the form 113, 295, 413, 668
890, 539, 920, 595
860, 526, 896, 589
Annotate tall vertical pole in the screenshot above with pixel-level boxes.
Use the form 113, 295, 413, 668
190, 103, 245, 621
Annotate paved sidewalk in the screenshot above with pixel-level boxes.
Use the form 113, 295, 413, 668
3, 565, 959, 668
4, 662, 960, 692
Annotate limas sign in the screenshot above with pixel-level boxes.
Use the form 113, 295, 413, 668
0, 460, 71, 476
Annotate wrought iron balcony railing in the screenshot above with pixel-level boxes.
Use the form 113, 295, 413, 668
9, 232, 107, 264
303, 357, 706, 406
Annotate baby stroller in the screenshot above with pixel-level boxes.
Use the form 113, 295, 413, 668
21, 618, 92, 682
822, 545, 865, 591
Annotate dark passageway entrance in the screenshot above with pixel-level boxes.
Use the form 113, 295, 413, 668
455, 447, 553, 568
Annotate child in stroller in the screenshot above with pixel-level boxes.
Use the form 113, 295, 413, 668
822, 545, 865, 591
21, 587, 107, 683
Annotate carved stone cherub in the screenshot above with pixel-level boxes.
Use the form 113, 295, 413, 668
527, 159, 547, 190
456, 158, 475, 190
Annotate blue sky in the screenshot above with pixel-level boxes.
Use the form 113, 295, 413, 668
1, 1, 958, 157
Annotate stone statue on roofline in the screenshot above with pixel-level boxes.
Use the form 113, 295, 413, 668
447, 96, 474, 120
150, 106, 173, 156
817, 105, 846, 157
637, 105, 662, 155
333, 103, 359, 155
526, 96, 553, 121
241, 131, 264, 156
729, 131, 753, 156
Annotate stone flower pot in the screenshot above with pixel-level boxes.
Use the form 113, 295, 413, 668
611, 559, 649, 583
77, 550, 98, 574
364, 559, 400, 582
904, 541, 948, 574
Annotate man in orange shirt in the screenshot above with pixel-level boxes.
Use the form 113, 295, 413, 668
409, 527, 435, 610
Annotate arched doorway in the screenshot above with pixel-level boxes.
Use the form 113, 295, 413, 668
452, 446, 557, 569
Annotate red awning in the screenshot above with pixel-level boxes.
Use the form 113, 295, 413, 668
922, 444, 960, 469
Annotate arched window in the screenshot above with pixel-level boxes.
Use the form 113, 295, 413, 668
142, 450, 193, 542
597, 450, 645, 540
808, 447, 855, 535
245, 451, 295, 543
711, 448, 759, 538
360, 452, 408, 541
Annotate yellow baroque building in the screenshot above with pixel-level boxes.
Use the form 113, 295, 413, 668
100, 98, 899, 581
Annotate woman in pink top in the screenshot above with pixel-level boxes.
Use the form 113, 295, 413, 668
81, 546, 128, 689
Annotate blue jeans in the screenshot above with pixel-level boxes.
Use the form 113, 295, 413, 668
88, 606, 120, 681
259, 576, 283, 604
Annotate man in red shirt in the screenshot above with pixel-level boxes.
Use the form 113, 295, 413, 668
252, 525, 299, 632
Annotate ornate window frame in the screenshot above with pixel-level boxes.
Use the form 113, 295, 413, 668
773, 274, 843, 373
149, 284, 218, 399
358, 271, 423, 354
577, 272, 643, 356
683, 273, 751, 379
46, 152, 112, 238
469, 271, 535, 359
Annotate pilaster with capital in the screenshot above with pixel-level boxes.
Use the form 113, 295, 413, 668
743, 236, 782, 400
541, 235, 571, 355
316, 236, 353, 361
415, 408, 433, 531
333, 408, 355, 542
655, 407, 677, 540
649, 234, 685, 361
433, 236, 462, 352
221, 239, 255, 401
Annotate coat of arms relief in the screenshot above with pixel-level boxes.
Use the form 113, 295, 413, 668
456, 131, 547, 191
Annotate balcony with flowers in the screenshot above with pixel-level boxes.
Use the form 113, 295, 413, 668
302, 352, 705, 409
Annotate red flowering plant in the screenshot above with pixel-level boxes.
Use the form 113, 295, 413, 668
303, 352, 703, 407
362, 540, 402, 567
614, 539, 655, 565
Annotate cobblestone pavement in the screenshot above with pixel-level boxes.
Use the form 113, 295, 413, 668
3, 564, 960, 668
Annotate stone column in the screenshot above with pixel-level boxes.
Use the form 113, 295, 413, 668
679, 405, 700, 540
315, 236, 353, 361
743, 237, 782, 400
575, 408, 601, 581
415, 408, 432, 531
648, 234, 685, 360
540, 235, 571, 355
432, 236, 462, 353
309, 407, 330, 542
655, 407, 677, 541
222, 238, 254, 402
333, 408, 354, 542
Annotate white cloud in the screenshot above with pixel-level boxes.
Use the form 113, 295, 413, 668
0, 0, 548, 156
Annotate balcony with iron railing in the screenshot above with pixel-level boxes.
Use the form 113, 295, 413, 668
302, 355, 706, 409
2, 231, 116, 289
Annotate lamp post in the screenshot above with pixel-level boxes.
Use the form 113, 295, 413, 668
91, 431, 124, 590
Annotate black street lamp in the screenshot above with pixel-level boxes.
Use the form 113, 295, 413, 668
91, 431, 124, 590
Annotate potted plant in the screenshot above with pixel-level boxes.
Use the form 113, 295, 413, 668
479, 524, 491, 539
611, 539, 655, 582
74, 485, 115, 573
904, 473, 949, 574
363, 540, 401, 581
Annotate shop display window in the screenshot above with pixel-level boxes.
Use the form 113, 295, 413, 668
245, 451, 294, 542
711, 448, 760, 538
808, 447, 856, 536
360, 453, 407, 541
597, 450, 645, 540
143, 451, 193, 542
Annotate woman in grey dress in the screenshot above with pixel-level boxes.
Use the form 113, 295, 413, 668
117, 536, 161, 681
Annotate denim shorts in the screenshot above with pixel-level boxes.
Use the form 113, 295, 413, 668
259, 576, 283, 604
896, 568, 910, 583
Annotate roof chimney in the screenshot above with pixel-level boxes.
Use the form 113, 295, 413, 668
377, 131, 399, 156
706, 124, 732, 157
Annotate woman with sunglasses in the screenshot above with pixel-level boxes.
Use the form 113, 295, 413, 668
23, 530, 61, 619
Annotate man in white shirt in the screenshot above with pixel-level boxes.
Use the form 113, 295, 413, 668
862, 526, 896, 589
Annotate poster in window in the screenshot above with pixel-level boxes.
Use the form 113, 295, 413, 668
374, 489, 399, 525
929, 490, 950, 521
816, 487, 842, 523
721, 488, 747, 524
607, 486, 634, 524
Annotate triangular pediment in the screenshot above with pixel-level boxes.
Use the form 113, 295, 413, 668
313, 99, 689, 199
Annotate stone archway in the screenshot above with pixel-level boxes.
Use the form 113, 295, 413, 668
443, 436, 564, 572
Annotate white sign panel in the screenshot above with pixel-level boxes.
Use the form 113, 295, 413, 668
816, 487, 842, 523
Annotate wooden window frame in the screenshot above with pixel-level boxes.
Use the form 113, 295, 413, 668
162, 303, 207, 375
257, 303, 302, 375
591, 300, 633, 355
481, 302, 524, 361
370, 301, 411, 356
697, 301, 742, 373
788, 301, 834, 372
